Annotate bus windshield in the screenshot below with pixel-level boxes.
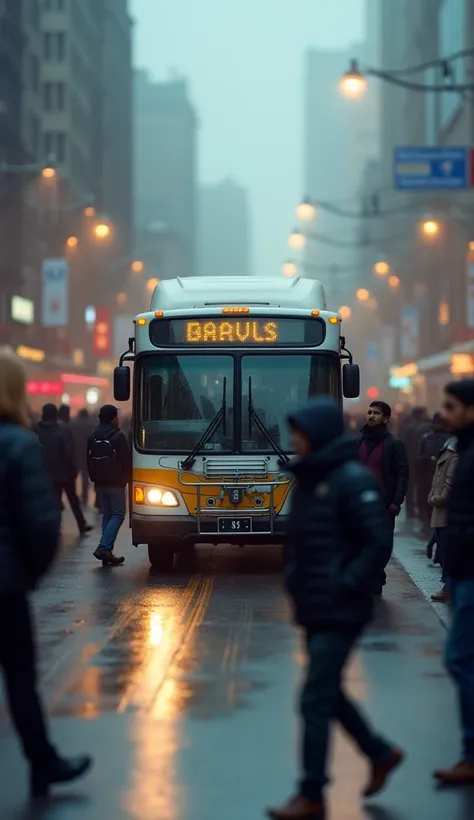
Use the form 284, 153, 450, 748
137, 355, 234, 452
241, 354, 340, 453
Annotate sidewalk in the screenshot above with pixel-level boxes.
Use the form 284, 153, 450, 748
393, 526, 450, 628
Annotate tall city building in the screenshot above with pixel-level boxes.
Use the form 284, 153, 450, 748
134, 72, 197, 277
198, 178, 252, 277
0, 0, 25, 331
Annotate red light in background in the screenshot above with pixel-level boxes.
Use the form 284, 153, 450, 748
27, 381, 63, 396
60, 374, 109, 387
366, 386, 380, 400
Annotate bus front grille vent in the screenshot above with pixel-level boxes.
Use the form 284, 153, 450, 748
203, 457, 269, 479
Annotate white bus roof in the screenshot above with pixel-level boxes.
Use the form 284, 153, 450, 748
150, 276, 327, 312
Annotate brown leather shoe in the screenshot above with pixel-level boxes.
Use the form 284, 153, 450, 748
363, 748, 405, 797
431, 586, 450, 603
434, 760, 474, 785
267, 795, 325, 819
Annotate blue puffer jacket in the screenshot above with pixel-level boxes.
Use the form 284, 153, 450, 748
0, 420, 60, 593
285, 402, 393, 627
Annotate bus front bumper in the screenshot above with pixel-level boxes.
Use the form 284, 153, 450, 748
131, 513, 289, 546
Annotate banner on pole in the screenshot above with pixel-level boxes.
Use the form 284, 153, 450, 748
41, 259, 69, 327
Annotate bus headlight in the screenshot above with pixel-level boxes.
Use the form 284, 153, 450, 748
134, 485, 179, 507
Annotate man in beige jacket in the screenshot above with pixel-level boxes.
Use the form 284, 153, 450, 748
428, 436, 457, 602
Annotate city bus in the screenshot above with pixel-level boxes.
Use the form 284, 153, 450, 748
113, 276, 360, 569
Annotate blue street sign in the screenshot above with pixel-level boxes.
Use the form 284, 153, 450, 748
394, 146, 469, 190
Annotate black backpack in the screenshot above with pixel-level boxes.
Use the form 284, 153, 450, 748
88, 430, 119, 485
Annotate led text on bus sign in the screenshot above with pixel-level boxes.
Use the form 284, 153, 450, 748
185, 320, 278, 344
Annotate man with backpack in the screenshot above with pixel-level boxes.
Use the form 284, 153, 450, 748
87, 405, 130, 566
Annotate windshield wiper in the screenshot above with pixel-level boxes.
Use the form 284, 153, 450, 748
181, 377, 227, 471
247, 377, 290, 466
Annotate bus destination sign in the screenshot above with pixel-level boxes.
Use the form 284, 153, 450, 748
149, 317, 325, 347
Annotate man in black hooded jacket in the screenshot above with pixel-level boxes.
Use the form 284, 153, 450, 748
268, 398, 403, 820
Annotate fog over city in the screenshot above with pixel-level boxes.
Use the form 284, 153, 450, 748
131, 0, 365, 276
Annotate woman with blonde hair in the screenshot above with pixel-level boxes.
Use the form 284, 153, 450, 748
0, 348, 92, 796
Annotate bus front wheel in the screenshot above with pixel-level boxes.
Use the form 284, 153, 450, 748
148, 541, 176, 571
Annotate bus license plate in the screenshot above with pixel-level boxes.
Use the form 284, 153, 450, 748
218, 517, 251, 533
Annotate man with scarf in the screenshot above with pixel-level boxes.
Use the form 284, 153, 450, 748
357, 400, 409, 594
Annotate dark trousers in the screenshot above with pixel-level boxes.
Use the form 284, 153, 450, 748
301, 626, 391, 801
0, 594, 56, 767
54, 482, 87, 534
376, 511, 395, 590
79, 469, 89, 506
445, 578, 474, 761
435, 527, 446, 582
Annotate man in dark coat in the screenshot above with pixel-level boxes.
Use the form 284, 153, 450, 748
36, 404, 92, 537
268, 398, 403, 820
435, 380, 474, 785
357, 400, 409, 593
71, 408, 96, 505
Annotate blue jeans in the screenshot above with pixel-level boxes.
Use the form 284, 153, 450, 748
445, 578, 474, 761
96, 487, 126, 551
300, 627, 392, 801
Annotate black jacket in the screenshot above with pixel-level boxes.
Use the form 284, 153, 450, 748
87, 423, 131, 487
0, 421, 60, 592
357, 427, 409, 508
284, 434, 393, 628
35, 420, 77, 483
444, 425, 474, 579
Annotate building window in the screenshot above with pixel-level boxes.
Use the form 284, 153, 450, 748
43, 131, 67, 163
43, 31, 66, 61
44, 81, 67, 111
439, 0, 465, 130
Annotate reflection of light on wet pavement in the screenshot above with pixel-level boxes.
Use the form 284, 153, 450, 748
149, 611, 164, 647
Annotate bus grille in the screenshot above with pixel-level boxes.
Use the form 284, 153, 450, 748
203, 457, 269, 478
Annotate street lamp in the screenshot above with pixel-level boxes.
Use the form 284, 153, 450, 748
116, 292, 128, 306
339, 60, 368, 98
66, 236, 79, 249
340, 53, 474, 96
388, 275, 400, 289
338, 306, 352, 321
84, 206, 96, 218
131, 260, 144, 274
282, 261, 298, 277
93, 219, 112, 241
469, 242, 474, 253
146, 277, 159, 294
374, 260, 390, 277
420, 218, 440, 238
296, 199, 316, 222
41, 165, 57, 180
356, 288, 370, 302
288, 229, 307, 250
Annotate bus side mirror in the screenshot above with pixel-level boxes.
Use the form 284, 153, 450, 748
114, 366, 130, 402
343, 363, 360, 399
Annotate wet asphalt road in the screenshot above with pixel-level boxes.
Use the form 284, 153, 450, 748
1, 515, 474, 820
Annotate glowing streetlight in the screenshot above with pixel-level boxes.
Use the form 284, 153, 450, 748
131, 260, 144, 274
339, 60, 368, 99
41, 165, 56, 180
146, 277, 159, 293
288, 229, 307, 250
338, 306, 352, 321
420, 218, 440, 238
116, 292, 128, 305
66, 236, 79, 249
296, 199, 316, 222
84, 206, 96, 218
469, 241, 474, 253
282, 261, 298, 277
374, 260, 390, 277
388, 275, 400, 289
356, 288, 370, 302
93, 221, 111, 240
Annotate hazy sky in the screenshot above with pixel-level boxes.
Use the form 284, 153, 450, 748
131, 0, 366, 276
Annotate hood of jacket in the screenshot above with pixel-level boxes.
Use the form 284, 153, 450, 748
288, 398, 345, 451
93, 422, 120, 440
288, 434, 358, 483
